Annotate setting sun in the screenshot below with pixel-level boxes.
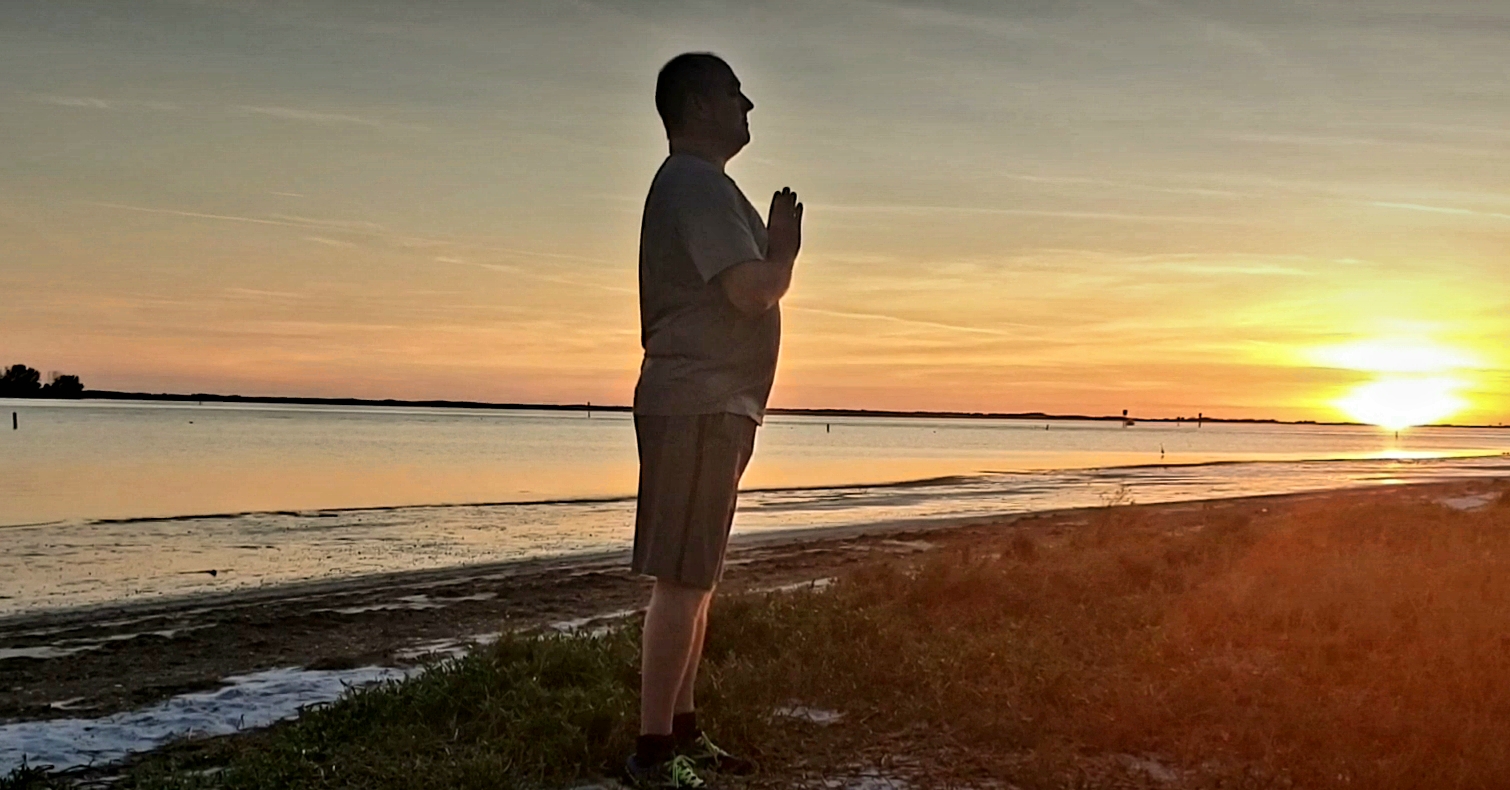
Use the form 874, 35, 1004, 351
1335, 376, 1468, 431
1310, 338, 1483, 429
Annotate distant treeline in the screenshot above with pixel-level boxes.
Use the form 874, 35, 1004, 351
82, 389, 1379, 427
1, 364, 84, 398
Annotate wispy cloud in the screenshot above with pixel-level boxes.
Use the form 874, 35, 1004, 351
1368, 202, 1510, 222
1229, 132, 1510, 159
89, 201, 399, 238
786, 305, 1028, 336
231, 105, 386, 127
88, 202, 308, 228
29, 94, 428, 132
817, 203, 1256, 225
462, 261, 636, 295
1153, 262, 1314, 277
230, 104, 429, 131
843, 0, 1095, 51
1230, 133, 1387, 147
270, 214, 386, 233
1340, 121, 1510, 142
223, 287, 307, 300
1129, 0, 1279, 60
304, 236, 358, 248
86, 201, 614, 267
31, 95, 180, 111
1001, 173, 1253, 199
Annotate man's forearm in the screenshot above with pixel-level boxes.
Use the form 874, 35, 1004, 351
752, 253, 795, 307
720, 254, 794, 316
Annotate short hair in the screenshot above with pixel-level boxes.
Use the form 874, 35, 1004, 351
655, 52, 731, 134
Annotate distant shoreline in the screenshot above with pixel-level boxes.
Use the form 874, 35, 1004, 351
22, 389, 1497, 430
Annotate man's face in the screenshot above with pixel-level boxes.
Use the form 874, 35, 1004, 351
696, 67, 754, 156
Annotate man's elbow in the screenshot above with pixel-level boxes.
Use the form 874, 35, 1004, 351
719, 267, 778, 316
728, 288, 775, 317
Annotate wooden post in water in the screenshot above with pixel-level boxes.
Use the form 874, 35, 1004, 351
11, 412, 15, 430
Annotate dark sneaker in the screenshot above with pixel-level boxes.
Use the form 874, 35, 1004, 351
623, 753, 707, 789
680, 732, 756, 775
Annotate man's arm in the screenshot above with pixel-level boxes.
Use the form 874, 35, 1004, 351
719, 187, 803, 317
718, 255, 794, 317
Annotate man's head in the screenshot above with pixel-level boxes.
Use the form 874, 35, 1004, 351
656, 53, 754, 159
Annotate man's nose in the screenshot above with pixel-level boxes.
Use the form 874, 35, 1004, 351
741, 93, 754, 112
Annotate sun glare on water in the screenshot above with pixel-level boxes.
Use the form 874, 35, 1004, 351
1312, 339, 1479, 430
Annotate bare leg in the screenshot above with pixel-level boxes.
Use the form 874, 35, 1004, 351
675, 589, 714, 715
641, 578, 712, 735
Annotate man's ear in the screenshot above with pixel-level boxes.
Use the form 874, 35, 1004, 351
683, 93, 708, 125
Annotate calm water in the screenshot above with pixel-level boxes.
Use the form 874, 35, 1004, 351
3, 398, 1509, 616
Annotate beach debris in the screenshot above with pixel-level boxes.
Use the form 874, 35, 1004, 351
1115, 754, 1182, 785
549, 608, 640, 637
1440, 493, 1497, 512
0, 626, 207, 663
47, 697, 92, 711
320, 592, 497, 615
392, 638, 468, 663
0, 644, 103, 661
773, 704, 844, 725
879, 539, 935, 553
755, 577, 837, 595
392, 632, 501, 663
798, 767, 912, 790
0, 665, 412, 775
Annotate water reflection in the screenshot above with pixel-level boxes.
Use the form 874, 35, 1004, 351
7, 401, 1508, 527
3, 401, 1509, 616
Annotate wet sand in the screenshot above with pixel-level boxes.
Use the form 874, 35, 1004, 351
2, 478, 1504, 728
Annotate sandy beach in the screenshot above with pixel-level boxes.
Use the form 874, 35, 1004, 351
4, 478, 1503, 731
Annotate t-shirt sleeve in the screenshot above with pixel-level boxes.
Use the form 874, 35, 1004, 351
670, 169, 764, 283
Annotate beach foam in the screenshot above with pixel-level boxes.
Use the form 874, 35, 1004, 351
0, 665, 410, 775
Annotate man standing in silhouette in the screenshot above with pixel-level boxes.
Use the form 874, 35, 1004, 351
625, 52, 802, 789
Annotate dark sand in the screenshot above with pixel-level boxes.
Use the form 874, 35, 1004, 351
1, 478, 1502, 726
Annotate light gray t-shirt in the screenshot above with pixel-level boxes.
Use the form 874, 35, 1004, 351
634, 154, 780, 423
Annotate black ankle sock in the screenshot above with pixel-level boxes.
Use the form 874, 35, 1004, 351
636, 733, 676, 765
672, 711, 699, 743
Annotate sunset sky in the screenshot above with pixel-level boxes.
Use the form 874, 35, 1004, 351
3, 0, 1506, 424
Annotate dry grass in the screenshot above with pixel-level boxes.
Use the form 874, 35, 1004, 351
711, 482, 1510, 788
1140, 490, 1510, 787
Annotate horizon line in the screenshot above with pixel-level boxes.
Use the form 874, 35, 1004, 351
7, 389, 1504, 431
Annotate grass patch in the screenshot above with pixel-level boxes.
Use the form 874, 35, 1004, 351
9, 484, 1510, 789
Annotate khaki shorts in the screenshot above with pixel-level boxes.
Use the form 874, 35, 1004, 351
632, 413, 758, 590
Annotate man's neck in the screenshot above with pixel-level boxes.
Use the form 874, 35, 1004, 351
668, 138, 728, 171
